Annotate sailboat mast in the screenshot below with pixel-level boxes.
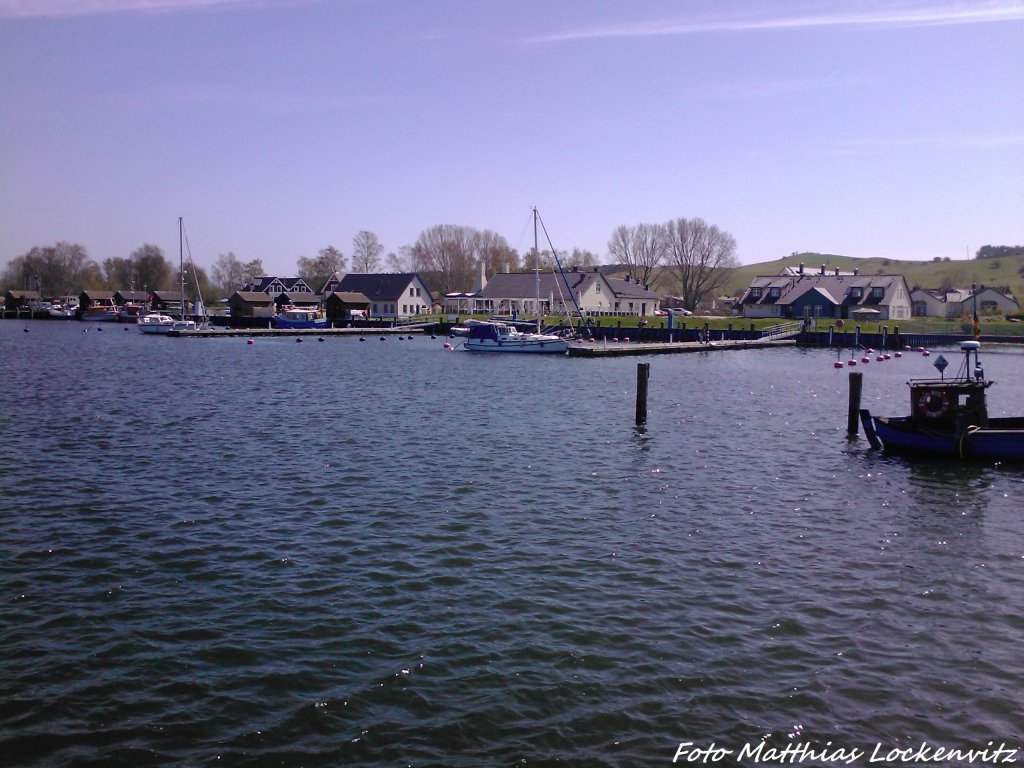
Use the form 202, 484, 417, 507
179, 216, 185, 321
534, 207, 541, 334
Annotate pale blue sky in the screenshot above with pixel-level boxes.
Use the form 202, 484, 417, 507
2, 0, 1022, 275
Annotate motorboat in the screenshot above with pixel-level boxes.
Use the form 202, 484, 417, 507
137, 313, 177, 334
860, 341, 1024, 460
271, 307, 328, 329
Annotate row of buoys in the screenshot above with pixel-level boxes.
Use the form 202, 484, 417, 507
243, 333, 432, 345
833, 345, 923, 368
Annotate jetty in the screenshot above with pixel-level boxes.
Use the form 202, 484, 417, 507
567, 337, 796, 357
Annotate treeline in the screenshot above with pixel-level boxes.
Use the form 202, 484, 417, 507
2, 215, 739, 311
976, 245, 1023, 260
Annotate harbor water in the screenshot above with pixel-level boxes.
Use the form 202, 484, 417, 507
2, 320, 1022, 767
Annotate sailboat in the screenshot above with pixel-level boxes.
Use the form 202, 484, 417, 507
138, 217, 197, 333
464, 208, 571, 354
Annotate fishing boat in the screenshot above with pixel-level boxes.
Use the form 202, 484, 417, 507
80, 301, 118, 322
118, 303, 145, 322
137, 313, 177, 334
859, 341, 1024, 460
271, 307, 328, 329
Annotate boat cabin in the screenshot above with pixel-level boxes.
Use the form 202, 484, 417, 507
908, 378, 991, 431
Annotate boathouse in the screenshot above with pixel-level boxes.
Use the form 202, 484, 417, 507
228, 291, 275, 318
324, 291, 371, 322
78, 289, 116, 312
3, 289, 41, 313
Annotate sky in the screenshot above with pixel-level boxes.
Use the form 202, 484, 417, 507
1, 0, 1022, 276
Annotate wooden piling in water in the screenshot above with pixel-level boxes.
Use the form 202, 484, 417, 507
635, 363, 650, 425
848, 371, 863, 435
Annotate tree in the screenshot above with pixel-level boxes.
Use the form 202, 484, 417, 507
0, 242, 98, 296
351, 231, 384, 273
297, 246, 346, 292
212, 251, 247, 296
102, 257, 134, 290
474, 229, 519, 275
664, 217, 738, 310
564, 248, 598, 270
130, 244, 173, 291
410, 225, 478, 293
241, 258, 264, 286
385, 246, 414, 273
607, 223, 666, 287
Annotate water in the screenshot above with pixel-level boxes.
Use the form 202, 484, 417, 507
2, 321, 1022, 767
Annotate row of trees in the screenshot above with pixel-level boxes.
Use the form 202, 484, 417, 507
2, 218, 738, 310
608, 217, 739, 309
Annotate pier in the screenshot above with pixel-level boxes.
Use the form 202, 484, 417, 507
567, 337, 796, 357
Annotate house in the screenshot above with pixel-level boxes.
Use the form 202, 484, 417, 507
739, 266, 912, 321
242, 275, 316, 298
911, 286, 1018, 318
273, 291, 322, 311
443, 264, 662, 317
334, 273, 432, 318
227, 291, 275, 318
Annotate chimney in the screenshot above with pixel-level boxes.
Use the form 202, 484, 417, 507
472, 260, 487, 293
820, 264, 826, 275
835, 267, 840, 276
799, 262, 804, 274
853, 268, 859, 276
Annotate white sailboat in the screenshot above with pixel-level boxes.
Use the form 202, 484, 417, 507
464, 208, 570, 354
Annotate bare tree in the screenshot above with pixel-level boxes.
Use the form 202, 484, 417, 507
411, 225, 477, 293
607, 223, 665, 287
473, 229, 518, 275
351, 231, 384, 273
664, 217, 738, 311
212, 252, 248, 296
297, 246, 346, 292
385, 245, 414, 273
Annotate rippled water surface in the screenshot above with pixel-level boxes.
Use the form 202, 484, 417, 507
2, 321, 1023, 767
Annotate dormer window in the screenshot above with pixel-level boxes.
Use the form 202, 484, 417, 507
769, 287, 781, 298
849, 287, 863, 299
872, 286, 884, 299
751, 287, 762, 298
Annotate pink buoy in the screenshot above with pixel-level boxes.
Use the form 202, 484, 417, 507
834, 361, 844, 368
876, 355, 884, 362
443, 341, 452, 349
922, 350, 930, 357
623, 336, 630, 342
611, 337, 619, 342
894, 351, 902, 358
866, 347, 874, 353
247, 337, 254, 344
848, 359, 857, 366
861, 356, 870, 363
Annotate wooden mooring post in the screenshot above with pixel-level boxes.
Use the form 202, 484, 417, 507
636, 363, 650, 425
848, 371, 863, 435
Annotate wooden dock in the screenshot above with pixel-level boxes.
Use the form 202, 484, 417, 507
567, 337, 796, 357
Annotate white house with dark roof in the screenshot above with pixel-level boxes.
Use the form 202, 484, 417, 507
241, 275, 316, 298
740, 266, 912, 321
444, 265, 662, 317
334, 273, 431, 318
911, 286, 1018, 318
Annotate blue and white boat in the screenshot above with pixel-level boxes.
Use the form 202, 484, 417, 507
271, 307, 329, 329
464, 321, 568, 354
860, 341, 1024, 461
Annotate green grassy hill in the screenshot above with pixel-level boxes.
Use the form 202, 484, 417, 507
722, 252, 1024, 304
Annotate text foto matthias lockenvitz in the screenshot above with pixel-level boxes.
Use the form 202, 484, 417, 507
673, 740, 1021, 765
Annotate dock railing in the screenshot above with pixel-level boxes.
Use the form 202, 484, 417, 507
759, 321, 802, 340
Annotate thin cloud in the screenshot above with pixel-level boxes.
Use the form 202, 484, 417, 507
524, 1, 1024, 45
0, 0, 306, 19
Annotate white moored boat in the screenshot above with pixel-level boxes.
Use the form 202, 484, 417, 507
137, 314, 177, 334
464, 321, 568, 353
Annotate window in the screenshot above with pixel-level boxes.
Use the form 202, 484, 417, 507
872, 287, 884, 299
769, 287, 781, 298
750, 287, 762, 298
850, 287, 862, 299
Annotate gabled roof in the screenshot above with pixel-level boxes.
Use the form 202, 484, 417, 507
151, 290, 185, 302
115, 290, 149, 302
244, 276, 313, 293
230, 291, 275, 303
80, 289, 115, 300
606, 277, 660, 300
325, 291, 370, 304
743, 274, 908, 308
477, 271, 575, 300
338, 273, 430, 302
279, 291, 322, 305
